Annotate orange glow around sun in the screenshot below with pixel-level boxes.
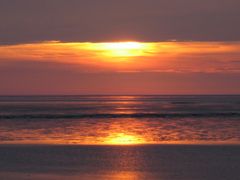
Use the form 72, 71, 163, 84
0, 41, 240, 73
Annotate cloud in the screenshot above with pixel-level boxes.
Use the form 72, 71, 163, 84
0, 0, 240, 44
0, 60, 240, 95
0, 41, 240, 73
0, 41, 239, 94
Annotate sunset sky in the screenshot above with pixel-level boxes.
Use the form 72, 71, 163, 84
0, 0, 240, 95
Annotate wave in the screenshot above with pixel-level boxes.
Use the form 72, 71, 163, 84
0, 112, 240, 119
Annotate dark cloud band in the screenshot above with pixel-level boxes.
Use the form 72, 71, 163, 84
0, 0, 240, 44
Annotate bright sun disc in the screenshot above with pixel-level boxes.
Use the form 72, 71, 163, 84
94, 42, 149, 57
103, 42, 143, 50
102, 42, 144, 57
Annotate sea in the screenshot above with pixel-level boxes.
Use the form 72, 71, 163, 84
0, 95, 240, 145
0, 95, 240, 180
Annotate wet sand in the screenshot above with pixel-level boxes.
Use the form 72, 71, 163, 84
0, 145, 239, 180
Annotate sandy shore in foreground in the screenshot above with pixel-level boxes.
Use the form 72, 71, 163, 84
0, 145, 239, 180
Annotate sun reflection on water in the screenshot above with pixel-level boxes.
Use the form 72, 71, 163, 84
105, 133, 145, 145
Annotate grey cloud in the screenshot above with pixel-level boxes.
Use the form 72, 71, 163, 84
0, 0, 240, 44
0, 60, 240, 95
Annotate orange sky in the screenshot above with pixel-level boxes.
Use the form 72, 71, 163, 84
0, 41, 240, 94
0, 41, 240, 73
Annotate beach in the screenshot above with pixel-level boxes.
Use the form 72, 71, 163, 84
0, 144, 240, 180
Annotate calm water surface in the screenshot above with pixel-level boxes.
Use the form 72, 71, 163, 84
0, 95, 239, 145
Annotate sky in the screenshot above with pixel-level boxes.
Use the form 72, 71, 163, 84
0, 0, 240, 95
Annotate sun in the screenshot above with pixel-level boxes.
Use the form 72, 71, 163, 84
85, 42, 151, 58
103, 42, 143, 50
101, 42, 145, 57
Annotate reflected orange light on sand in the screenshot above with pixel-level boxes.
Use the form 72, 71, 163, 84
108, 171, 140, 180
105, 133, 145, 145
